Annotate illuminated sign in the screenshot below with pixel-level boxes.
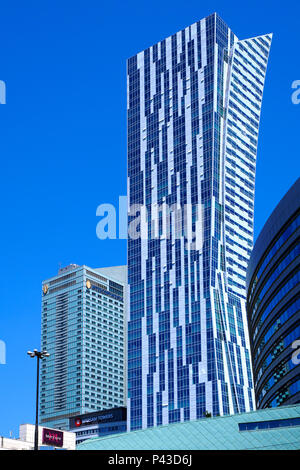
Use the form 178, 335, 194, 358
42, 428, 64, 448
74, 413, 114, 427
70, 408, 126, 429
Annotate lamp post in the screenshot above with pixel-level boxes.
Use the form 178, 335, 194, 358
27, 349, 50, 450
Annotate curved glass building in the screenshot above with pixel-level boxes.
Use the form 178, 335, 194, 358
247, 178, 300, 408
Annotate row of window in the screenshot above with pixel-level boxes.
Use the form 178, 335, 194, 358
239, 417, 300, 432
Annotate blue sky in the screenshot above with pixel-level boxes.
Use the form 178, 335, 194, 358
0, 0, 299, 437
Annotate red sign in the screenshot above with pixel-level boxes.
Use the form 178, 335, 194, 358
42, 428, 64, 448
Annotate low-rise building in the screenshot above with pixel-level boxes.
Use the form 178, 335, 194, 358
77, 404, 300, 450
0, 424, 76, 450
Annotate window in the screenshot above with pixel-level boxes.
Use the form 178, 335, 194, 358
239, 417, 300, 432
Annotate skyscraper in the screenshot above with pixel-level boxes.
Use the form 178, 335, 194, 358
40, 264, 127, 430
247, 178, 300, 408
127, 13, 272, 430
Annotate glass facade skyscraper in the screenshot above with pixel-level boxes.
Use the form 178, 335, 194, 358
40, 264, 127, 430
127, 13, 272, 430
247, 178, 300, 408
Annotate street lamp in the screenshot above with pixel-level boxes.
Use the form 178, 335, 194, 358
27, 349, 50, 450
